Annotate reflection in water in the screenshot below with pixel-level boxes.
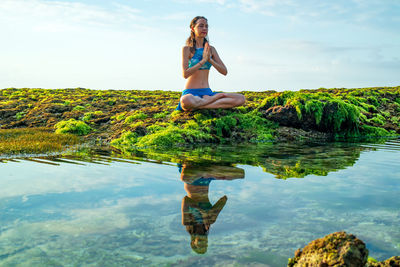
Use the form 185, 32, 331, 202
0, 139, 399, 265
179, 164, 244, 254
3, 140, 397, 179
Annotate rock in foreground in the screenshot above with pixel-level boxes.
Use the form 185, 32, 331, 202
367, 256, 400, 267
288, 231, 368, 267
288, 232, 400, 267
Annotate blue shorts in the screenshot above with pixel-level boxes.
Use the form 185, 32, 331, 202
176, 88, 218, 111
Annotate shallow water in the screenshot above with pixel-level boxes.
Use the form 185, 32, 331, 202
0, 139, 399, 266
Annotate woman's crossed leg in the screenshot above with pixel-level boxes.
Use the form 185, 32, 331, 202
180, 93, 245, 111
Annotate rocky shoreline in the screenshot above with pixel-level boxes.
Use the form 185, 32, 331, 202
0, 86, 399, 152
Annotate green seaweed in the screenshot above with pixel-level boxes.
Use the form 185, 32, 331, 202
367, 114, 385, 126
305, 99, 324, 125
72, 105, 86, 111
55, 119, 92, 135
124, 112, 147, 124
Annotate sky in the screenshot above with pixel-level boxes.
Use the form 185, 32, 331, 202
1, 0, 399, 92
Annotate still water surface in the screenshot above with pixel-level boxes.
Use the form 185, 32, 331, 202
0, 139, 399, 266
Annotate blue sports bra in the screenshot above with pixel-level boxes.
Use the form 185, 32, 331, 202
188, 48, 212, 70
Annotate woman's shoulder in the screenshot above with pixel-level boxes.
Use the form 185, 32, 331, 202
209, 45, 218, 53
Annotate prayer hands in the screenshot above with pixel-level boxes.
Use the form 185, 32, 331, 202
202, 42, 211, 62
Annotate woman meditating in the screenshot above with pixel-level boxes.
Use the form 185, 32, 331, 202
176, 16, 245, 111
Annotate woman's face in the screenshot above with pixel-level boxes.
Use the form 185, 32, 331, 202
192, 18, 208, 38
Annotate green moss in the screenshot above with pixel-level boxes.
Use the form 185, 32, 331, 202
305, 100, 324, 125
136, 124, 213, 148
360, 125, 390, 137
169, 110, 181, 119
125, 112, 147, 124
82, 111, 103, 121
381, 111, 390, 117
390, 117, 400, 126
153, 111, 169, 119
259, 91, 295, 109
322, 99, 360, 133
130, 121, 145, 128
367, 114, 385, 126
72, 105, 86, 111
381, 98, 389, 104
110, 131, 138, 147
55, 119, 92, 135
111, 110, 276, 149
286, 97, 304, 119
15, 111, 26, 120
367, 96, 379, 107
115, 112, 127, 121
367, 257, 378, 263
213, 115, 237, 136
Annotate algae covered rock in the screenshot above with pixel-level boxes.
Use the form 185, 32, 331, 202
367, 256, 400, 266
288, 231, 368, 267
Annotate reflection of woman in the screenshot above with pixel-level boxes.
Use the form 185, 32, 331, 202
176, 16, 245, 111
179, 164, 244, 254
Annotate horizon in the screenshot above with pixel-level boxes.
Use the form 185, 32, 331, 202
1, 0, 399, 92
2, 85, 399, 93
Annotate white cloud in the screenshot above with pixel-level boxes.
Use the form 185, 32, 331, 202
0, 0, 147, 33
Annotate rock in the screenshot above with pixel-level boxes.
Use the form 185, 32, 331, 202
288, 231, 368, 267
93, 116, 110, 124
44, 104, 70, 113
367, 256, 400, 267
265, 105, 318, 131
275, 126, 332, 141
0, 108, 19, 119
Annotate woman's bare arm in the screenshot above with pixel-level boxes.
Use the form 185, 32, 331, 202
182, 46, 208, 79
209, 46, 227, 75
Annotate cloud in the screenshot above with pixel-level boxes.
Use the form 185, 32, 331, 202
0, 0, 147, 33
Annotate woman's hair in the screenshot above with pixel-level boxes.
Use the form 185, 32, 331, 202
186, 224, 209, 236
186, 16, 208, 54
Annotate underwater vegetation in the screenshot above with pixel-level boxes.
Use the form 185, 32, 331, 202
0, 86, 399, 153
0, 128, 80, 155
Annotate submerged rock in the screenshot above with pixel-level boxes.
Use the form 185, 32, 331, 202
288, 231, 368, 267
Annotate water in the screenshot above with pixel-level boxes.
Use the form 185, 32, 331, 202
0, 139, 399, 266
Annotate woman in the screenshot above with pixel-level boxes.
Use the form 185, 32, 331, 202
176, 16, 245, 111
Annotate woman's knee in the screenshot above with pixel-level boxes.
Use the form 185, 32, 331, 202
180, 94, 196, 111
235, 94, 245, 106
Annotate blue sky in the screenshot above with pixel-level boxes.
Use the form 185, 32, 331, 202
1, 0, 399, 91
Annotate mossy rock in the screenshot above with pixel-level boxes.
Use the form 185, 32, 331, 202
366, 256, 400, 266
55, 119, 92, 136
288, 231, 368, 267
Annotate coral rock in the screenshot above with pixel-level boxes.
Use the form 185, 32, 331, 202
368, 256, 400, 267
288, 231, 368, 267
